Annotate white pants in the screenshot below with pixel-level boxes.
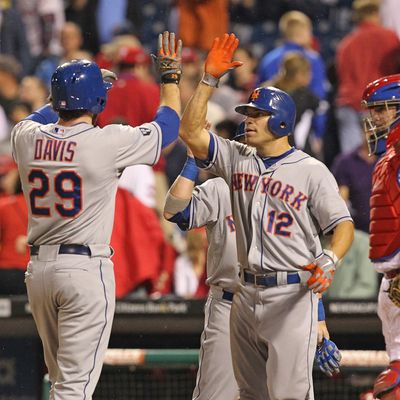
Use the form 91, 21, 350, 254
378, 277, 400, 361
25, 246, 115, 400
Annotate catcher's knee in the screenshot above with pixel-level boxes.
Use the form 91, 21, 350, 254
373, 361, 400, 399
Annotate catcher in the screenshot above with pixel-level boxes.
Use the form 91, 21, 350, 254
362, 74, 400, 400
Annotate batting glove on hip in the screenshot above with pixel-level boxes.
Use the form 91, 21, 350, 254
303, 250, 338, 294
315, 337, 341, 377
201, 33, 243, 87
151, 31, 182, 84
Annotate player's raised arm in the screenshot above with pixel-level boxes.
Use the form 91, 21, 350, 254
152, 31, 183, 148
180, 33, 243, 160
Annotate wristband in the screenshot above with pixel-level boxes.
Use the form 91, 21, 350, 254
161, 72, 181, 84
201, 72, 219, 88
323, 249, 339, 266
318, 298, 325, 321
180, 156, 199, 181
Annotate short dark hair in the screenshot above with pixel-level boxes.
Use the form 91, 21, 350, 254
58, 109, 89, 121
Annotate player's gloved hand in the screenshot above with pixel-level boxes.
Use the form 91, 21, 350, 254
151, 31, 182, 84
202, 33, 243, 88
315, 337, 341, 377
302, 250, 338, 294
101, 69, 117, 82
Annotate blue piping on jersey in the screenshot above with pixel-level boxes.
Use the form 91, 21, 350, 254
195, 132, 216, 169
154, 106, 180, 148
322, 215, 353, 235
168, 204, 191, 231
371, 246, 400, 263
83, 260, 109, 400
39, 125, 96, 139
149, 121, 161, 165
261, 147, 296, 169
259, 170, 275, 270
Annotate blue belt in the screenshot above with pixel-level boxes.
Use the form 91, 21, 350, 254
30, 244, 91, 256
222, 290, 234, 302
243, 270, 300, 287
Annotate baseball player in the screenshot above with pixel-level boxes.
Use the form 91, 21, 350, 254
11, 31, 182, 399
178, 33, 354, 400
165, 120, 342, 399
362, 74, 400, 400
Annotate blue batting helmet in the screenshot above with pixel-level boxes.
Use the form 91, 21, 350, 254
235, 87, 296, 137
51, 60, 112, 114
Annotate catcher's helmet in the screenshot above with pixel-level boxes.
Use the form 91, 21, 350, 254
362, 74, 400, 155
51, 60, 112, 114
235, 87, 296, 137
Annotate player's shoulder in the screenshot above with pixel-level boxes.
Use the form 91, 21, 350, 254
12, 119, 40, 135
288, 149, 330, 172
199, 176, 229, 194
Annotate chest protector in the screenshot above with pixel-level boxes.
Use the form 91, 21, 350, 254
370, 144, 400, 261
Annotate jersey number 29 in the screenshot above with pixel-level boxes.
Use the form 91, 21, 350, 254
28, 169, 82, 218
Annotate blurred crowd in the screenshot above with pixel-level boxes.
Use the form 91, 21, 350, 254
0, 0, 398, 301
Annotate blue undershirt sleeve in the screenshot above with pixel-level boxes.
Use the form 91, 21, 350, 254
154, 106, 180, 149
24, 104, 58, 124
168, 204, 191, 231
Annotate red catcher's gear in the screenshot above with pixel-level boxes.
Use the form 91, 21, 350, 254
373, 361, 400, 399
370, 145, 400, 261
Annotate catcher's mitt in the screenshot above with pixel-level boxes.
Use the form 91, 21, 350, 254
388, 274, 400, 307
315, 338, 341, 377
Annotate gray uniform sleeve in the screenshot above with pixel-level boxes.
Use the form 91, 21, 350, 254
109, 122, 162, 169
188, 178, 224, 229
200, 132, 251, 185
308, 161, 353, 234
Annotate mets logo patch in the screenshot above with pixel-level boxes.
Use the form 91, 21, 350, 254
140, 127, 151, 136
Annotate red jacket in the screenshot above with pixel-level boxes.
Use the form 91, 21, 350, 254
97, 72, 160, 127
111, 188, 175, 298
0, 194, 29, 269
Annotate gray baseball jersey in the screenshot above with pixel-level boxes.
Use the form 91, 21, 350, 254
12, 119, 161, 245
202, 133, 352, 400
186, 177, 239, 400
188, 177, 239, 291
204, 133, 352, 273
12, 118, 162, 400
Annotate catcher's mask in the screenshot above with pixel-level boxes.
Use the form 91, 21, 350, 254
361, 74, 400, 155
51, 60, 113, 114
235, 87, 296, 137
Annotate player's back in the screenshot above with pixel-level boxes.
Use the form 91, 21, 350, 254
12, 119, 161, 245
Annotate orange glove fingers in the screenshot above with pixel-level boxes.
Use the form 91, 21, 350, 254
158, 33, 165, 57
219, 33, 230, 49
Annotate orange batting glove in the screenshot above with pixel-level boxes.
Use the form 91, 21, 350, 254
201, 33, 243, 87
302, 250, 338, 294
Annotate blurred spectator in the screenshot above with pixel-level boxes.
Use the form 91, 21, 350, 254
0, 55, 21, 116
16, 0, 65, 66
325, 229, 378, 300
212, 46, 257, 122
35, 21, 91, 86
118, 165, 156, 209
0, 2, 32, 75
174, 228, 208, 298
8, 101, 32, 127
331, 133, 377, 234
380, 0, 400, 39
65, 0, 100, 54
96, 0, 128, 45
176, 0, 228, 51
265, 52, 325, 158
111, 188, 175, 299
257, 10, 327, 102
214, 119, 239, 140
335, 0, 400, 154
97, 45, 159, 127
19, 76, 48, 111
0, 160, 29, 295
